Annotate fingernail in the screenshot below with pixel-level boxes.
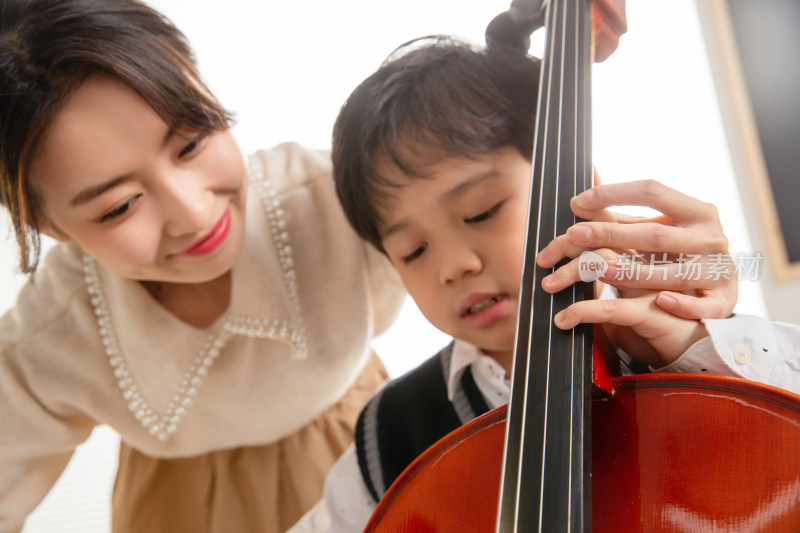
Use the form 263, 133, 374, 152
657, 293, 678, 311
574, 190, 593, 209
536, 249, 548, 265
601, 263, 618, 282
567, 225, 592, 244
554, 311, 566, 327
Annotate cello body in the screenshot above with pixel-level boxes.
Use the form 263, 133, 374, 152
366, 373, 800, 532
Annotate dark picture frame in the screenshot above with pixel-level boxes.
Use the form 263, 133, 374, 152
699, 0, 800, 282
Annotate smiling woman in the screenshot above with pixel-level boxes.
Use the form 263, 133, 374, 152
30, 75, 247, 294
1, 1, 409, 532
1, 1, 766, 532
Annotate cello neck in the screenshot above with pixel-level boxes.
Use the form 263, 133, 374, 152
496, 0, 594, 531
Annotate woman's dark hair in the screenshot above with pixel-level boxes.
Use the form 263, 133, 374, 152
332, 36, 540, 252
0, 0, 234, 273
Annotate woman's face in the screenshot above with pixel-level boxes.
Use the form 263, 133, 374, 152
28, 75, 248, 285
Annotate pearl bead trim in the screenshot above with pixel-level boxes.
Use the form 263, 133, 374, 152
244, 158, 308, 360
83, 254, 226, 441
83, 158, 307, 441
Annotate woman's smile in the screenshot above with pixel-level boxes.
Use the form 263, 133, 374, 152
182, 209, 232, 256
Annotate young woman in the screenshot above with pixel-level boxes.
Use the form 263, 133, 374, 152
0, 2, 405, 531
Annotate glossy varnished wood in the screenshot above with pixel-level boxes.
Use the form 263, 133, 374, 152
366, 374, 800, 532
593, 373, 800, 531
365, 407, 507, 532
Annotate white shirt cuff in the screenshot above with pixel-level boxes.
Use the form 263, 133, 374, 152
658, 314, 800, 394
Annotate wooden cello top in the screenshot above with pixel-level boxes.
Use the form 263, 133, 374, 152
366, 372, 800, 531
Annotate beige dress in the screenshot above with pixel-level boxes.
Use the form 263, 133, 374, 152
112, 353, 388, 533
0, 143, 405, 533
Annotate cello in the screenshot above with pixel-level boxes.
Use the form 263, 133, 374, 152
365, 0, 800, 531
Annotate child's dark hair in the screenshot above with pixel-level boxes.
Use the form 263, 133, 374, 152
332, 36, 540, 252
0, 0, 234, 273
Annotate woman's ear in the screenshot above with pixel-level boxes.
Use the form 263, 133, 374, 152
38, 220, 71, 242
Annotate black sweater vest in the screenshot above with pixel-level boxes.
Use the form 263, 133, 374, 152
354, 343, 492, 502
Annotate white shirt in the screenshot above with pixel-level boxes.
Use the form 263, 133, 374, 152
288, 314, 800, 532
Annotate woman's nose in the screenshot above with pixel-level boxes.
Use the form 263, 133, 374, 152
160, 171, 214, 237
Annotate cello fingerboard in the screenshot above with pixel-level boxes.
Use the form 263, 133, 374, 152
497, 0, 594, 531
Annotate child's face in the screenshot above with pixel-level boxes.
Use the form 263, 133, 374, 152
28, 75, 247, 285
376, 146, 532, 362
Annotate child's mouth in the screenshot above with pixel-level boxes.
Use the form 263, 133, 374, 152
467, 296, 503, 315
462, 294, 512, 329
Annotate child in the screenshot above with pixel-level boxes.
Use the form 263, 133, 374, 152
288, 36, 800, 531
0, 1, 407, 532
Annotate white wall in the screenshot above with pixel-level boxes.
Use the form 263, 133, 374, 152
695, 0, 800, 325
5, 1, 765, 531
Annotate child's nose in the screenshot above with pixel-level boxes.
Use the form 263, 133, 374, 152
439, 241, 483, 285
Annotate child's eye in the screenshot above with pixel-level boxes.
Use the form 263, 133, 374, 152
179, 132, 208, 158
465, 202, 503, 224
99, 195, 140, 223
402, 244, 428, 264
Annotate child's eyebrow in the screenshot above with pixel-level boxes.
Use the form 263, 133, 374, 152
381, 169, 502, 240
442, 169, 501, 201
68, 128, 176, 208
380, 219, 410, 240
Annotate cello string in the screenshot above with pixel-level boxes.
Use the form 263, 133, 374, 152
524, 0, 587, 529
567, 0, 582, 527
508, 0, 558, 527
542, 0, 567, 529
548, 0, 576, 528
520, 0, 567, 530
495, 0, 555, 523
551, 0, 569, 524
535, 0, 561, 527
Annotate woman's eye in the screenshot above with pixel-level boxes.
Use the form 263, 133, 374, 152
179, 132, 208, 158
99, 196, 139, 223
465, 202, 503, 224
402, 244, 427, 264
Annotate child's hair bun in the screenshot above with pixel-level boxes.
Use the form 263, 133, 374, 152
484, 3, 544, 54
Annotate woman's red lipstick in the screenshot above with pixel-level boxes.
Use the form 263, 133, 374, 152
183, 210, 231, 256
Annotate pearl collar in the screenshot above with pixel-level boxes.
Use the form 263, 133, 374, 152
82, 158, 307, 441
